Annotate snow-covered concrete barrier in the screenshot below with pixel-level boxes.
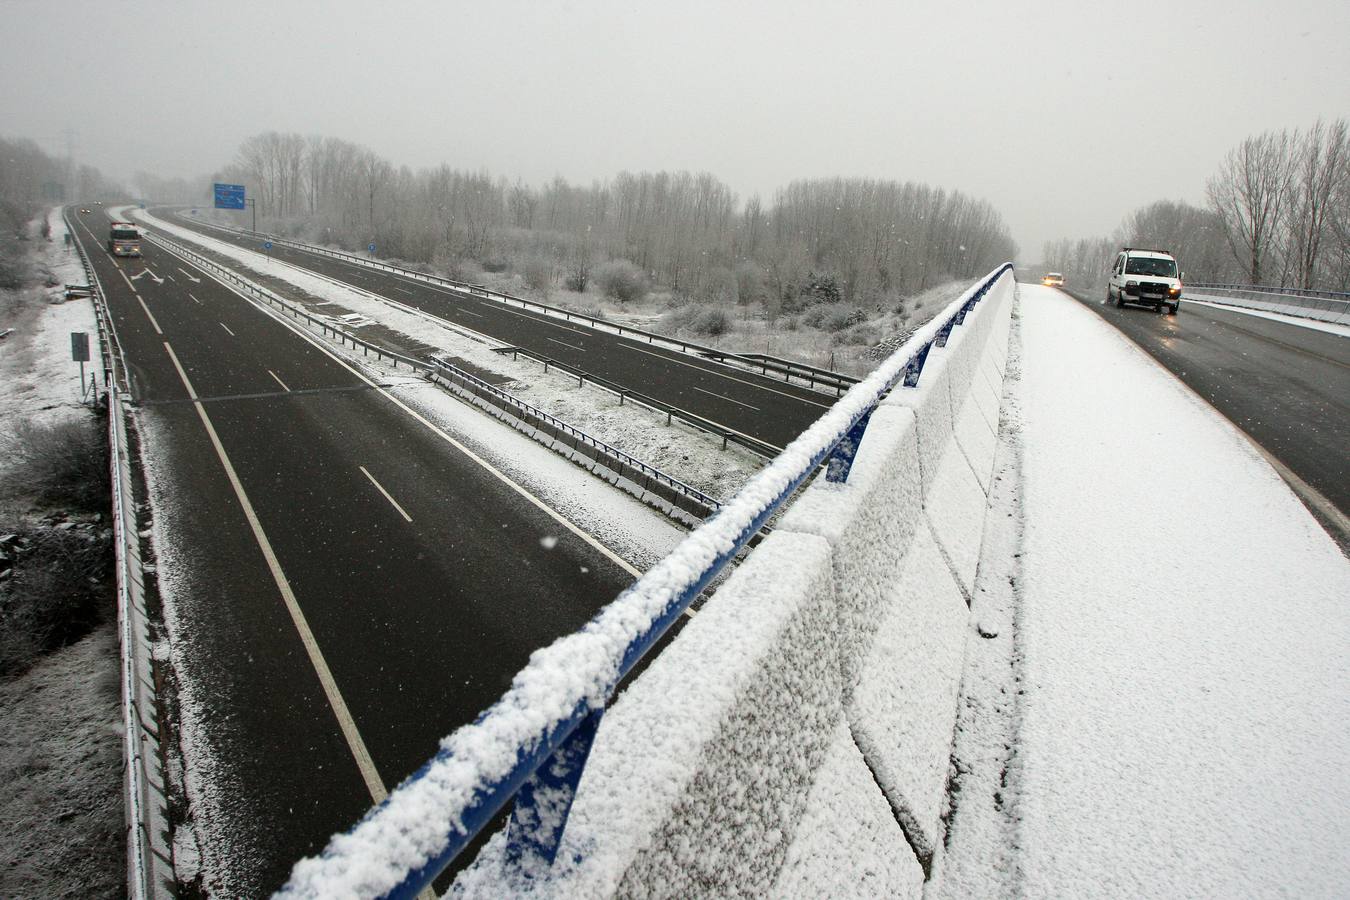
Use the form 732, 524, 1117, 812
454, 274, 1015, 896
1185, 283, 1350, 325
275, 266, 1014, 900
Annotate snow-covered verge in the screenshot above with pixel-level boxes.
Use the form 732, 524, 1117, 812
446, 274, 1016, 897
0, 208, 124, 897
130, 208, 765, 502
1184, 287, 1349, 326
988, 284, 1350, 897
1182, 294, 1350, 337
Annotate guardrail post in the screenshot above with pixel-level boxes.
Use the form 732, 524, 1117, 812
903, 341, 933, 387
504, 707, 604, 870
825, 409, 873, 483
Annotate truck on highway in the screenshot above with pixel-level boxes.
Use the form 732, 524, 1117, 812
107, 221, 141, 258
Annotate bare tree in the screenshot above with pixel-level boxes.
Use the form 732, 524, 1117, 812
1207, 130, 1296, 284
1286, 119, 1349, 289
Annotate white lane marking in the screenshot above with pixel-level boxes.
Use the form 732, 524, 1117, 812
548, 337, 584, 352
220, 322, 236, 337
174, 250, 645, 579
455, 307, 484, 318
118, 268, 138, 294
394, 287, 414, 295
268, 370, 291, 392
693, 386, 760, 411
488, 301, 590, 336
177, 266, 201, 283
136, 296, 163, 335
161, 341, 388, 803
620, 343, 832, 408
188, 293, 202, 305
359, 466, 413, 523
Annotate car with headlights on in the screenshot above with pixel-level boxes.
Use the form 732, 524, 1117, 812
1107, 248, 1182, 314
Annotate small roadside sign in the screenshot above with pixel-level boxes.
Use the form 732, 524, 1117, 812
368, 242, 376, 255
71, 332, 90, 362
263, 240, 273, 251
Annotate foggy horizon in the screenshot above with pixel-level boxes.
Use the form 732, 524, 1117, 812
4, 0, 1349, 260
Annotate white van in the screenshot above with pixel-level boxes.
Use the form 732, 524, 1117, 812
1107, 248, 1182, 315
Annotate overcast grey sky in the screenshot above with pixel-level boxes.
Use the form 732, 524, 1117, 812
4, 0, 1348, 260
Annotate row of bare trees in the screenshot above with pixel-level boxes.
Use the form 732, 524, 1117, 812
172, 131, 1016, 306
1045, 119, 1350, 291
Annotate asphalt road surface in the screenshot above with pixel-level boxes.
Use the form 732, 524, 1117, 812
158, 210, 837, 450
70, 207, 640, 895
1058, 283, 1350, 546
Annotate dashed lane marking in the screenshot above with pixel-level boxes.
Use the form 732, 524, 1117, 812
620, 343, 832, 408
268, 370, 291, 392
136, 296, 163, 335
548, 337, 585, 352
161, 341, 389, 804
359, 466, 413, 523
220, 322, 236, 337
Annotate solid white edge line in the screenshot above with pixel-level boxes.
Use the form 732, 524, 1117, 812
693, 385, 760, 411
161, 340, 389, 803
359, 466, 414, 523
154, 238, 644, 579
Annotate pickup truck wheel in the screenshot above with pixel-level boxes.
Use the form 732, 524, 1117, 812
1169, 303, 1179, 315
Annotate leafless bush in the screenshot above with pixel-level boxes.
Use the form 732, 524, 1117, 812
520, 255, 553, 293
0, 523, 112, 676
0, 415, 109, 512
595, 259, 647, 303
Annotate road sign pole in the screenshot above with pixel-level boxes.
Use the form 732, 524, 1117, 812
247, 198, 256, 234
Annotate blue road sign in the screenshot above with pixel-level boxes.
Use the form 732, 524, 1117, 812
368, 242, 376, 254
214, 183, 246, 210
262, 241, 273, 251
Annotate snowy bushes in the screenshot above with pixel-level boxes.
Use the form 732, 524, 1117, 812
658, 304, 732, 337
595, 259, 648, 303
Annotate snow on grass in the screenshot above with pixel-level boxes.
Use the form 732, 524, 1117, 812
1010, 284, 1350, 897
0, 209, 98, 441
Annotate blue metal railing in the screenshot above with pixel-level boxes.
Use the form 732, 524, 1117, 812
275, 263, 1014, 900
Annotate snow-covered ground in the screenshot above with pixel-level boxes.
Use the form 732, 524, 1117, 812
1002, 284, 1350, 896
0, 209, 98, 435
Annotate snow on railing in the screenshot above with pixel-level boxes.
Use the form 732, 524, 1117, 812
274, 263, 1013, 900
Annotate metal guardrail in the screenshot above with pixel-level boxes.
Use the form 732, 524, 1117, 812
1186, 282, 1350, 325
274, 262, 1014, 900
145, 230, 721, 518
172, 214, 853, 396
1187, 281, 1350, 302
491, 345, 781, 458
428, 359, 721, 514
696, 350, 860, 394
64, 208, 172, 900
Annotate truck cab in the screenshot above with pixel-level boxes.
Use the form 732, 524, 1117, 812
107, 222, 142, 258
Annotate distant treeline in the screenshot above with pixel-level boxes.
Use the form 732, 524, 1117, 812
138, 132, 1016, 309
1045, 119, 1350, 291
0, 135, 123, 287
